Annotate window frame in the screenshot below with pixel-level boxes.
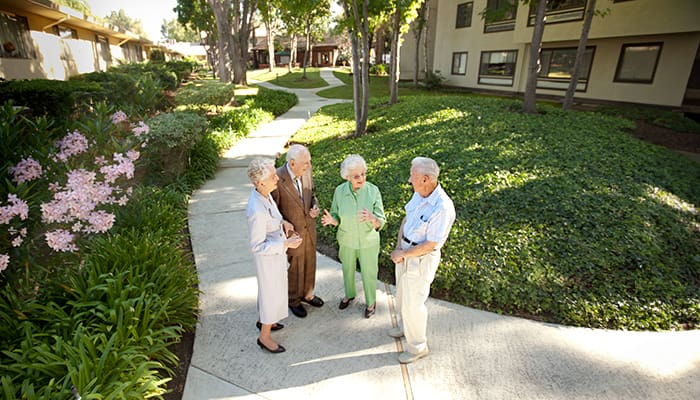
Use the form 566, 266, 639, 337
53, 25, 78, 39
478, 49, 518, 86
614, 42, 662, 84
527, 0, 586, 26
451, 51, 468, 75
0, 12, 36, 59
95, 34, 112, 63
484, 0, 517, 33
536, 46, 595, 92
455, 2, 473, 29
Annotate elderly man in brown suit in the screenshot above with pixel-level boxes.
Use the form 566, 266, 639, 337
271, 144, 324, 318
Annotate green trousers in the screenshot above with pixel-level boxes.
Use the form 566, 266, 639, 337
338, 244, 379, 307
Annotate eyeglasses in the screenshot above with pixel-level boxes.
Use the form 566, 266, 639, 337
350, 172, 366, 180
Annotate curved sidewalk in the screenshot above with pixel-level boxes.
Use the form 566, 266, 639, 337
183, 68, 700, 400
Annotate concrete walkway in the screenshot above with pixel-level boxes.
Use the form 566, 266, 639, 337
183, 68, 700, 400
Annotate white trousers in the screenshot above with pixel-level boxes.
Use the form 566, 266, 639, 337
395, 246, 440, 354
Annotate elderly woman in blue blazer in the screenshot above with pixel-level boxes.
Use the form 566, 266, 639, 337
246, 158, 302, 353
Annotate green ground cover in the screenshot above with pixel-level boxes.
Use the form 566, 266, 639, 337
291, 94, 700, 331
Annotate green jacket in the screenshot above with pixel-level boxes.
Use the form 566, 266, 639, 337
329, 181, 386, 249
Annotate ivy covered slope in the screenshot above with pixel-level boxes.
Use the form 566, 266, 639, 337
296, 95, 700, 331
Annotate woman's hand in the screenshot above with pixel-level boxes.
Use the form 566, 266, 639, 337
286, 232, 302, 249
358, 207, 379, 228
282, 220, 295, 237
321, 209, 338, 227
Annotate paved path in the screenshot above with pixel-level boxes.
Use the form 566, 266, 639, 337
183, 68, 700, 399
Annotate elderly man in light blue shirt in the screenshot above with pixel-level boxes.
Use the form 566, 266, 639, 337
389, 157, 455, 364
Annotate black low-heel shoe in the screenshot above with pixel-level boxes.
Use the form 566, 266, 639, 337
256, 321, 284, 331
338, 297, 355, 310
257, 338, 286, 353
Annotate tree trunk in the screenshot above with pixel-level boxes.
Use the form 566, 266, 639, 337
289, 34, 298, 72
375, 23, 386, 65
208, 0, 232, 83
423, 0, 431, 80
265, 21, 276, 71
303, 23, 312, 79
389, 9, 401, 105
523, 0, 547, 114
230, 0, 255, 85
346, 0, 369, 137
563, 0, 596, 110
413, 1, 427, 88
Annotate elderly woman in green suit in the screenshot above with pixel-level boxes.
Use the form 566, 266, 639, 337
321, 154, 386, 318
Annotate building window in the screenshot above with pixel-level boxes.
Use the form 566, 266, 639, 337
479, 50, 517, 86
452, 52, 468, 75
528, 0, 586, 25
614, 43, 662, 83
95, 35, 112, 63
484, 0, 517, 33
537, 46, 595, 91
53, 25, 78, 39
456, 2, 473, 29
0, 12, 35, 58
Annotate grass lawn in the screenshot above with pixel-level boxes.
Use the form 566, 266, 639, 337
288, 89, 700, 331
248, 66, 327, 89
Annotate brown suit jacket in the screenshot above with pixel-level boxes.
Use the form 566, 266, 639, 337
271, 164, 318, 255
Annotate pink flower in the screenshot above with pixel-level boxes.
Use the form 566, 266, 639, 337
126, 150, 140, 161
54, 130, 89, 162
111, 111, 128, 124
131, 121, 149, 137
45, 229, 77, 252
11, 236, 23, 247
10, 156, 43, 184
0, 254, 9, 272
1, 194, 29, 223
85, 210, 115, 233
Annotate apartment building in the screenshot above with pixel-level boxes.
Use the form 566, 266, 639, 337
0, 0, 169, 81
400, 0, 700, 111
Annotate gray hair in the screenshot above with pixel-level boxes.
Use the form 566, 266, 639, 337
247, 157, 274, 184
340, 154, 367, 180
411, 157, 439, 181
286, 144, 309, 163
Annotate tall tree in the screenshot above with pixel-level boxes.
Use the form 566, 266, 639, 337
411, 0, 429, 88
522, 0, 547, 114
387, 0, 422, 105
280, 0, 331, 78
105, 9, 147, 37
161, 18, 201, 42
563, 0, 607, 110
258, 0, 281, 71
339, 0, 371, 137
176, 0, 218, 77
230, 0, 258, 85
207, 0, 234, 82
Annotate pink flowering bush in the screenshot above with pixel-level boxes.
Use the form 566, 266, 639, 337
0, 104, 149, 272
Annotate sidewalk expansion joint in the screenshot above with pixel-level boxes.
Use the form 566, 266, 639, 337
386, 282, 414, 400
188, 364, 258, 397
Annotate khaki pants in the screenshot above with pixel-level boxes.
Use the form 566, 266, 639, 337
394, 246, 441, 354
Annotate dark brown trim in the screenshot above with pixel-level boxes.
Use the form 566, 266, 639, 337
613, 42, 663, 84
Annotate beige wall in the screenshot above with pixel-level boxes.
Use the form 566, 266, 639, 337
400, 0, 700, 107
1, 6, 148, 80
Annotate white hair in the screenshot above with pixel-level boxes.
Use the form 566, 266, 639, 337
286, 144, 309, 163
247, 158, 274, 184
411, 157, 439, 181
340, 154, 367, 180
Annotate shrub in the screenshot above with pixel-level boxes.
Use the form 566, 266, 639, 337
423, 70, 445, 89
0, 79, 106, 120
143, 110, 208, 183
247, 86, 298, 117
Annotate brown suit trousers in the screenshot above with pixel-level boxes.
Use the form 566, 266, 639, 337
271, 165, 318, 306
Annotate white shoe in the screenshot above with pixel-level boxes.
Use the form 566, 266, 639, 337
387, 327, 404, 338
398, 348, 429, 364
